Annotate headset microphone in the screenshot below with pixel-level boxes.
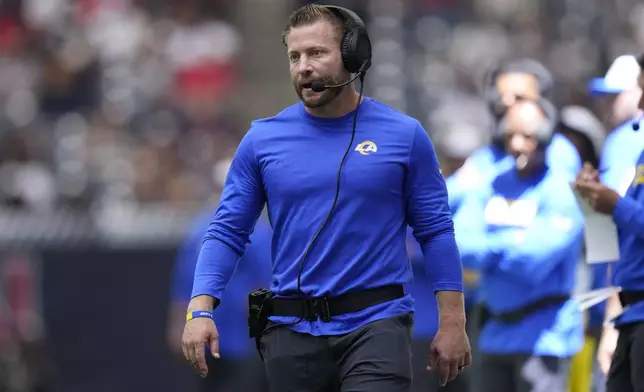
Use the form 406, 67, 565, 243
311, 72, 363, 92
633, 113, 642, 131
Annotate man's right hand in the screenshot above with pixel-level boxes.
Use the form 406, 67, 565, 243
597, 324, 619, 375
181, 296, 220, 378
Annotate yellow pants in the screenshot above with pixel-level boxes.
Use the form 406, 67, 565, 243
568, 336, 597, 392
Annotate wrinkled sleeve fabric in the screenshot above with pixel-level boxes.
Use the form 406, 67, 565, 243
405, 123, 463, 293
191, 129, 267, 301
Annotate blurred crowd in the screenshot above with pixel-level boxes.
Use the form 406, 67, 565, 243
3, 0, 644, 213
0, 0, 242, 212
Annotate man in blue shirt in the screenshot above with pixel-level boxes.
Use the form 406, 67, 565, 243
579, 54, 644, 392
167, 208, 271, 391
180, 4, 470, 392
457, 99, 585, 392
446, 58, 581, 212
575, 151, 644, 392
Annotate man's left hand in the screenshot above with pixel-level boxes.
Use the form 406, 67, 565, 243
428, 320, 472, 386
573, 180, 620, 215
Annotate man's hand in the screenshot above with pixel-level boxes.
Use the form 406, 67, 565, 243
573, 162, 620, 215
181, 296, 220, 378
577, 162, 600, 183
574, 180, 621, 215
597, 323, 619, 375
428, 316, 472, 386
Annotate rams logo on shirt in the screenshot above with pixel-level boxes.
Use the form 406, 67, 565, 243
355, 141, 378, 155
484, 197, 538, 227
633, 164, 644, 187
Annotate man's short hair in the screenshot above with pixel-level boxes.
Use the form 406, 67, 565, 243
493, 58, 554, 96
281, 4, 345, 46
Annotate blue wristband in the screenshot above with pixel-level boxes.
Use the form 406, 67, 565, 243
186, 310, 213, 321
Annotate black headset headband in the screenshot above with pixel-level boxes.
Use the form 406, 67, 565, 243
321, 5, 372, 75
483, 58, 554, 120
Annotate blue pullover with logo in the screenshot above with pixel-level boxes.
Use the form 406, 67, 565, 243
191, 97, 463, 336
455, 164, 584, 356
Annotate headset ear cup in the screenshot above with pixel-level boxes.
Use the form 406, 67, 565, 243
342, 29, 368, 74
341, 30, 357, 73
356, 28, 372, 73
493, 118, 506, 146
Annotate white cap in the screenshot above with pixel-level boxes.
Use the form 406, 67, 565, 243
588, 55, 641, 95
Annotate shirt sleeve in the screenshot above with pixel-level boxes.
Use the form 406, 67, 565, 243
613, 195, 644, 240
405, 123, 463, 293
191, 129, 267, 301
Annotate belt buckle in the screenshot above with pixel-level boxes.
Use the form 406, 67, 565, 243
305, 299, 318, 322
319, 297, 331, 322
304, 298, 332, 322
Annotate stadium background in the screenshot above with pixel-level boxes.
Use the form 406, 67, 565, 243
0, 0, 641, 391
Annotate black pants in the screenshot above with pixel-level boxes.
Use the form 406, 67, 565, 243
478, 353, 571, 392
200, 354, 268, 392
410, 339, 469, 392
606, 322, 644, 392
259, 313, 413, 392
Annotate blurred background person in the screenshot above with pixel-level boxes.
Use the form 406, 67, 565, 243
592, 55, 643, 197
556, 106, 607, 392
167, 202, 271, 392
446, 58, 581, 213
406, 109, 486, 392
455, 100, 584, 392
167, 159, 271, 392
574, 63, 644, 389
593, 53, 644, 392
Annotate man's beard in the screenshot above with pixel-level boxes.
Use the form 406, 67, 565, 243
294, 73, 349, 109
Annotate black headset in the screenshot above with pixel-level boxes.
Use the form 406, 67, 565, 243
325, 5, 372, 74
483, 58, 554, 120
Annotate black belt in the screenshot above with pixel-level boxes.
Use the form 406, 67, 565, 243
619, 291, 644, 307
268, 285, 405, 322
478, 294, 570, 327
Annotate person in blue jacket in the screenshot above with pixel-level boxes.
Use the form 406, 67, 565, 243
575, 148, 644, 392
456, 99, 585, 392
167, 207, 272, 391
447, 58, 581, 212
581, 54, 644, 392
582, 54, 643, 392
406, 228, 469, 392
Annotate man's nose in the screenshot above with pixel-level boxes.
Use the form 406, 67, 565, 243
297, 56, 313, 75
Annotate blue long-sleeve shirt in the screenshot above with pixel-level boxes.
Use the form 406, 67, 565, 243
171, 210, 272, 358
612, 150, 644, 326
447, 134, 581, 212
405, 228, 439, 339
591, 120, 644, 328
455, 165, 584, 356
191, 97, 463, 336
